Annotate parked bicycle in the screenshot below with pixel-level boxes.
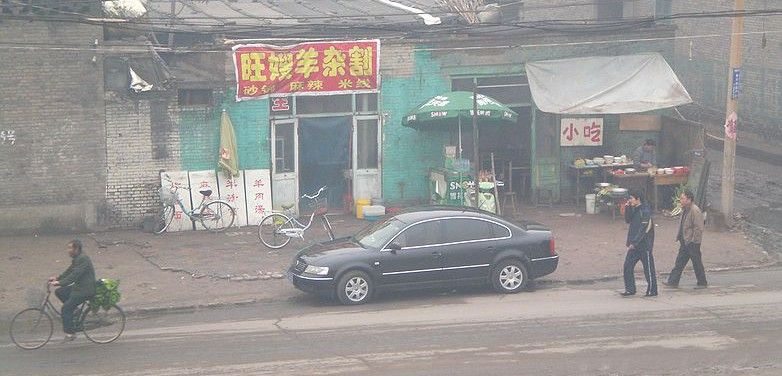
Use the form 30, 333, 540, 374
257, 186, 335, 249
154, 173, 236, 234
10, 282, 126, 350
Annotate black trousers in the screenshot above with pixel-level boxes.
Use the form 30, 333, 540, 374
623, 243, 657, 295
55, 285, 90, 334
667, 242, 707, 286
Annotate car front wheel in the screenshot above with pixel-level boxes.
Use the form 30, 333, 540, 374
491, 259, 528, 293
336, 270, 373, 305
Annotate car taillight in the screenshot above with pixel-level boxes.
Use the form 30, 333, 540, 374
549, 236, 556, 256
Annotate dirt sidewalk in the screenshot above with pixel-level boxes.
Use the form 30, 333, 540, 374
0, 206, 773, 321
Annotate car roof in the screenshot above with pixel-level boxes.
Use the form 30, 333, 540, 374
393, 206, 504, 224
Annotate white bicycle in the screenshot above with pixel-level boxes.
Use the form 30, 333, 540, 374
257, 186, 335, 249
153, 173, 236, 234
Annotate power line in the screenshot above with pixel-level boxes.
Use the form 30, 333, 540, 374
0, 28, 778, 54
2, 0, 782, 40
4, 9, 781, 39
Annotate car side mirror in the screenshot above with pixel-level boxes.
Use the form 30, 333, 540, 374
386, 242, 402, 252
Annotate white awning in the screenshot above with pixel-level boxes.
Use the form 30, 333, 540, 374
525, 53, 692, 114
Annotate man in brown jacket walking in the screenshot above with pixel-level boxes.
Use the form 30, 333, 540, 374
664, 189, 708, 289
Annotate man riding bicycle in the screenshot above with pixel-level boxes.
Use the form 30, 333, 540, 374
48, 239, 96, 341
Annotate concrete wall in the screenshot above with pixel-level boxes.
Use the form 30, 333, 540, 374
522, 0, 656, 21
0, 19, 106, 233
671, 0, 782, 144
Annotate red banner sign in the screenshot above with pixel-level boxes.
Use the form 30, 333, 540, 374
232, 40, 380, 101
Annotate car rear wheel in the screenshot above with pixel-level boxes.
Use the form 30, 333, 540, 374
336, 270, 373, 305
491, 259, 528, 293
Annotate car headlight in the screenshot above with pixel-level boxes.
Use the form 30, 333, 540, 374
304, 265, 329, 276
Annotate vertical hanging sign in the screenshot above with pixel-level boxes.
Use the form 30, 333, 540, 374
731, 68, 741, 99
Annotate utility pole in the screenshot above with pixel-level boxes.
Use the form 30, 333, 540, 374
721, 0, 744, 227
168, 0, 176, 48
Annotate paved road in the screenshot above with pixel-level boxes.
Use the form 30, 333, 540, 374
2, 268, 782, 376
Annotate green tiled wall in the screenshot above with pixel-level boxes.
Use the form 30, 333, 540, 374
380, 51, 450, 202
179, 91, 270, 171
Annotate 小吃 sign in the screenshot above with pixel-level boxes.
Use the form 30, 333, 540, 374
561, 118, 603, 146
232, 40, 380, 101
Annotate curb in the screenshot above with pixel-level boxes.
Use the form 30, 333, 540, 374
118, 261, 782, 317
538, 260, 780, 287
122, 296, 287, 317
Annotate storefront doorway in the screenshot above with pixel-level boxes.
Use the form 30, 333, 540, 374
299, 117, 351, 210
270, 94, 381, 214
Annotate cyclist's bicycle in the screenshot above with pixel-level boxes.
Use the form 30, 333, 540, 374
257, 186, 335, 249
10, 282, 126, 349
154, 173, 236, 234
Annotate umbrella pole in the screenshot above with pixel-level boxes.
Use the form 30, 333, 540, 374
458, 117, 464, 206
458, 117, 463, 159
472, 83, 480, 187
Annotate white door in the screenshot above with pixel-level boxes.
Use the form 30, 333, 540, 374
353, 116, 382, 202
271, 119, 299, 213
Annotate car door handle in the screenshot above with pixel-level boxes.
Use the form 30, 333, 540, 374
432, 251, 443, 258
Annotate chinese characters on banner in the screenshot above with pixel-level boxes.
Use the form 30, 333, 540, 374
160, 170, 194, 232
244, 169, 273, 226
560, 118, 603, 146
232, 40, 379, 101
217, 170, 248, 227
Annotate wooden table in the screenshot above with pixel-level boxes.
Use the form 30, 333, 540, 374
568, 163, 633, 204
653, 173, 689, 211
611, 172, 651, 191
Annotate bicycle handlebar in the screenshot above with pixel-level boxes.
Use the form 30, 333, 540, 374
301, 186, 327, 200
161, 174, 191, 190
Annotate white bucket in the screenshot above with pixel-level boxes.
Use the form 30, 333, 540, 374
585, 194, 597, 214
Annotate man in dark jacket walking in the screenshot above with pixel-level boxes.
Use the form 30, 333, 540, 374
664, 188, 708, 289
49, 239, 96, 341
620, 189, 657, 297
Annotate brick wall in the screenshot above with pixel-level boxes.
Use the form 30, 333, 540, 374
103, 87, 270, 228
104, 92, 181, 227
0, 19, 106, 233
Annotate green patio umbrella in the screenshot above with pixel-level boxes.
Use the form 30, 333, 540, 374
402, 91, 518, 159
218, 109, 239, 176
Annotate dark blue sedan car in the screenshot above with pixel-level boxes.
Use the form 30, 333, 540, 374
288, 206, 558, 305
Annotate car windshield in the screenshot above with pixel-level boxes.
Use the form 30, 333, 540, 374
354, 217, 406, 249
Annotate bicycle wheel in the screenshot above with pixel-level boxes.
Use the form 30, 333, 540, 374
258, 213, 293, 249
200, 201, 235, 231
10, 308, 53, 350
153, 204, 175, 234
82, 305, 126, 344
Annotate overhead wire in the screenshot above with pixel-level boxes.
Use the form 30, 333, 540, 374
0, 28, 779, 55
1, 0, 781, 45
